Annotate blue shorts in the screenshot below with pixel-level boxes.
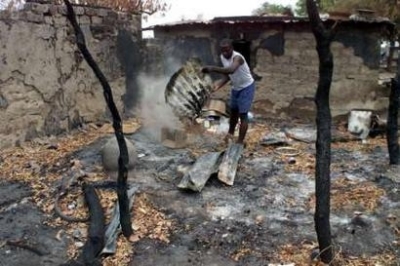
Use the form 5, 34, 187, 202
230, 82, 255, 114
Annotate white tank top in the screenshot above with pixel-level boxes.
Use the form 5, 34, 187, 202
220, 51, 254, 91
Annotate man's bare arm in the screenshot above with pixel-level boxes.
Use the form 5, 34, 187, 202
213, 75, 229, 92
202, 56, 243, 75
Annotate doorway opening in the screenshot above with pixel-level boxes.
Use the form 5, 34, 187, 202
232, 39, 252, 68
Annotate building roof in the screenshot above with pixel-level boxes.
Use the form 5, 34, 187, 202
143, 14, 395, 32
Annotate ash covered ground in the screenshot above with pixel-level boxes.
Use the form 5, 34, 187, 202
0, 116, 399, 266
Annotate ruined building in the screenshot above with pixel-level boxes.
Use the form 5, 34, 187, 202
144, 15, 395, 120
0, 3, 396, 148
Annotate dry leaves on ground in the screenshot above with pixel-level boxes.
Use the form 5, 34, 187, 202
307, 177, 386, 212
102, 193, 174, 265
273, 241, 398, 266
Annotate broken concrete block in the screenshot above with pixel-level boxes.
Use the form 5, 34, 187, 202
218, 143, 244, 186
178, 152, 222, 192
100, 136, 137, 172
161, 127, 187, 149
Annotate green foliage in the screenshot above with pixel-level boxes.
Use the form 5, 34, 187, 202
295, 0, 400, 23
252, 2, 293, 16
295, 0, 307, 16
296, 0, 399, 40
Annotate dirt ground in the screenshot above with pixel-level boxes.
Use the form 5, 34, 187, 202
0, 116, 399, 266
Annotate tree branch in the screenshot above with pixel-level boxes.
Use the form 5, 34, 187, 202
64, 0, 133, 237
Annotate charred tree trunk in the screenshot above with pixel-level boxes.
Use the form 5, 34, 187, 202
64, 0, 133, 237
306, 0, 335, 263
386, 44, 400, 164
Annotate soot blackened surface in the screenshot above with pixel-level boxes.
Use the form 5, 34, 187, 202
69, 125, 399, 265
120, 133, 317, 265
117, 29, 143, 111
163, 38, 217, 77
334, 31, 380, 69
0, 181, 31, 208
0, 183, 69, 266
259, 32, 285, 56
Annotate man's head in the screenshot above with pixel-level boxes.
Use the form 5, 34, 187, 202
219, 38, 233, 59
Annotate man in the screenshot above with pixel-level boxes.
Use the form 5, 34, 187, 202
202, 38, 255, 145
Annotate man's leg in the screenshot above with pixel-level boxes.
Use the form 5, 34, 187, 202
228, 109, 239, 135
237, 113, 248, 144
224, 109, 238, 143
224, 90, 239, 143
237, 82, 255, 144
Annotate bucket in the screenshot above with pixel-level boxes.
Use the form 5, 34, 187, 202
347, 109, 372, 140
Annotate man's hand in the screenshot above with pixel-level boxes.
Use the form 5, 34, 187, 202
201, 66, 212, 73
212, 82, 220, 92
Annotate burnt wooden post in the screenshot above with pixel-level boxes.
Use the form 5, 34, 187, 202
64, 0, 133, 237
306, 0, 336, 262
386, 42, 400, 164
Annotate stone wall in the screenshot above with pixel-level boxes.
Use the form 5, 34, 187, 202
0, 2, 141, 148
